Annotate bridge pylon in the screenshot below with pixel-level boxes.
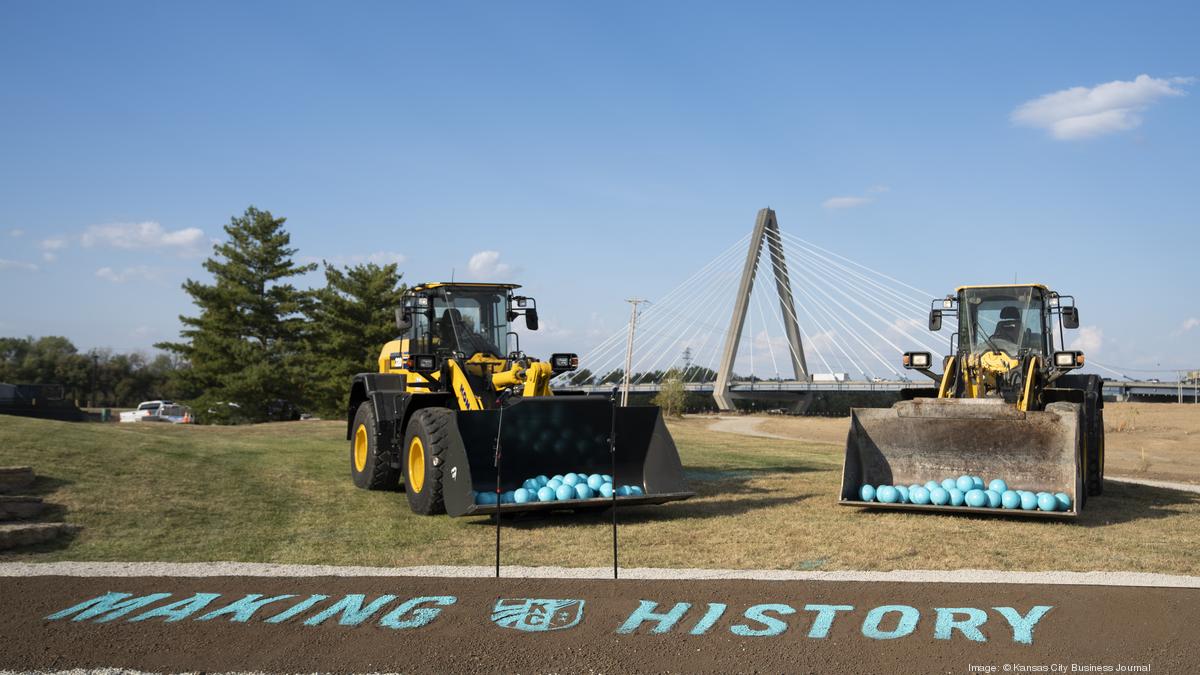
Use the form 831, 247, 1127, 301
713, 208, 808, 411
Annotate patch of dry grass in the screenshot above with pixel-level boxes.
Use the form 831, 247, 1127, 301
1, 414, 1198, 575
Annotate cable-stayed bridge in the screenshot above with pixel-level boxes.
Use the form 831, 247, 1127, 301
553, 208, 955, 409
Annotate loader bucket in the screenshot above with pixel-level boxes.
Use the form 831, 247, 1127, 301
440, 397, 694, 517
840, 398, 1083, 518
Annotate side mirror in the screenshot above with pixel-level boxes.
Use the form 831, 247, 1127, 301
525, 307, 539, 331
394, 308, 410, 332
1061, 306, 1079, 329
928, 309, 942, 332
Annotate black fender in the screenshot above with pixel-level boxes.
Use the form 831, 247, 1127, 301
347, 373, 455, 470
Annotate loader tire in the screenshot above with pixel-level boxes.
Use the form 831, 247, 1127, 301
403, 407, 452, 515
1086, 407, 1105, 497
350, 401, 400, 490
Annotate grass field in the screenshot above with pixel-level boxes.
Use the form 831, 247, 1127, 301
2, 412, 1199, 574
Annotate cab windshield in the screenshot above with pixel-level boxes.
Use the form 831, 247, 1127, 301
417, 287, 510, 358
960, 287, 1047, 357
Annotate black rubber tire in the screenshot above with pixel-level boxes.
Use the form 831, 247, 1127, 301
403, 408, 452, 515
1087, 408, 1105, 496
349, 401, 400, 490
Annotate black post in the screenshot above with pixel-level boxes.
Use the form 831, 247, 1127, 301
610, 386, 620, 580
493, 406, 505, 579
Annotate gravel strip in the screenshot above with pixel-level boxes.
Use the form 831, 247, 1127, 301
1, 561, 1197, 587
1107, 475, 1200, 494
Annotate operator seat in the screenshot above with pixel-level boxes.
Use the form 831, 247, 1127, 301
991, 306, 1023, 345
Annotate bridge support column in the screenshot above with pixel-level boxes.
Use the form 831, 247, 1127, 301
713, 208, 808, 411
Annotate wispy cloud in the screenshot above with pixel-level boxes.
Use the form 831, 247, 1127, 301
7, 228, 23, 238
1069, 325, 1104, 353
95, 265, 159, 283
1172, 317, 1200, 337
467, 250, 517, 279
82, 221, 207, 255
822, 185, 889, 210
0, 258, 39, 272
39, 236, 68, 262
1012, 74, 1192, 140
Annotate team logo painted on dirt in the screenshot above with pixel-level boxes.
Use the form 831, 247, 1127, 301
42, 591, 1052, 644
491, 599, 585, 632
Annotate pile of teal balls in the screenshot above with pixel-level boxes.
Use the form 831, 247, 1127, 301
858, 474, 1071, 512
473, 472, 645, 506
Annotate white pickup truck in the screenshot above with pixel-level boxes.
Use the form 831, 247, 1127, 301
119, 400, 192, 423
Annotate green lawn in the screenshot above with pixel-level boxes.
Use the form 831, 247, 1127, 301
2, 415, 1199, 574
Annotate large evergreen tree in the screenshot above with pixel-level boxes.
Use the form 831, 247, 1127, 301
307, 262, 406, 418
158, 206, 316, 423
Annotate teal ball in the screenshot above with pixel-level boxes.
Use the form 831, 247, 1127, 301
562, 474, 580, 487
574, 484, 595, 500
476, 491, 498, 505
514, 488, 533, 504
602, 474, 613, 483
988, 479, 1008, 493
587, 474, 605, 490
599, 483, 614, 498
924, 481, 940, 492
1001, 490, 1021, 509
500, 491, 515, 504
555, 485, 575, 500
908, 484, 923, 493
970, 476, 985, 490
876, 486, 899, 503
965, 489, 987, 507
629, 486, 644, 496
984, 490, 1002, 508
535, 475, 549, 487
546, 478, 563, 490
551, 474, 563, 483
930, 487, 950, 505
948, 488, 965, 506
537, 486, 556, 502
616, 485, 632, 496
522, 479, 538, 491
1020, 492, 1038, 510
860, 485, 877, 502
956, 475, 974, 492
1037, 493, 1058, 512
1054, 492, 1072, 511
895, 485, 910, 503
910, 487, 931, 505
941, 478, 958, 492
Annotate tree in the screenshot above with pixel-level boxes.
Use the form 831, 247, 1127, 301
307, 261, 406, 418
158, 206, 316, 423
652, 369, 687, 418
0, 336, 178, 407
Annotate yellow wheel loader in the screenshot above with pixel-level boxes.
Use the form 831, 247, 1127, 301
841, 284, 1104, 518
346, 282, 693, 516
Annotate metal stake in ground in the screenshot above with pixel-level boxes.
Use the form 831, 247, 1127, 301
610, 385, 620, 580
493, 405, 505, 579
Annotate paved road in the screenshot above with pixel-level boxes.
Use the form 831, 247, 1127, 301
0, 566, 1195, 673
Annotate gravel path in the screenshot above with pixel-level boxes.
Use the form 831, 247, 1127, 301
2, 561, 1198, 587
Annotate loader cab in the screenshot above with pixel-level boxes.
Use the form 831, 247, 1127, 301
399, 283, 536, 360
957, 284, 1052, 358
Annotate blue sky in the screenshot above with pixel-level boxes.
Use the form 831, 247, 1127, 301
1, 2, 1197, 377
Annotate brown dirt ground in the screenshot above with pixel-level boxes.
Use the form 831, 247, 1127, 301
738, 402, 1200, 485
0, 575, 1194, 673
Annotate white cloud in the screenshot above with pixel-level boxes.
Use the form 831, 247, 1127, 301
1069, 325, 1104, 354
39, 236, 68, 262
1012, 74, 1192, 140
1172, 317, 1200, 337
822, 196, 873, 210
0, 258, 39, 272
81, 221, 206, 254
467, 250, 515, 279
310, 250, 408, 267
8, 228, 23, 237
95, 265, 159, 283
822, 185, 889, 210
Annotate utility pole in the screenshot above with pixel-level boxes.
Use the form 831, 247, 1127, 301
620, 299, 647, 407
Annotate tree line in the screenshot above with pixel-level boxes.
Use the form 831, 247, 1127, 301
2, 207, 405, 423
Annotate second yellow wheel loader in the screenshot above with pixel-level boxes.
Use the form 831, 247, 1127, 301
840, 284, 1104, 518
346, 282, 693, 516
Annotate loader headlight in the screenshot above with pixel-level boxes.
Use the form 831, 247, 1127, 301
550, 353, 579, 372
406, 354, 439, 372
903, 351, 932, 369
1054, 351, 1084, 369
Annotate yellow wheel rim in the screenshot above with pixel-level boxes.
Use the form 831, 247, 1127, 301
353, 424, 368, 473
408, 437, 425, 493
